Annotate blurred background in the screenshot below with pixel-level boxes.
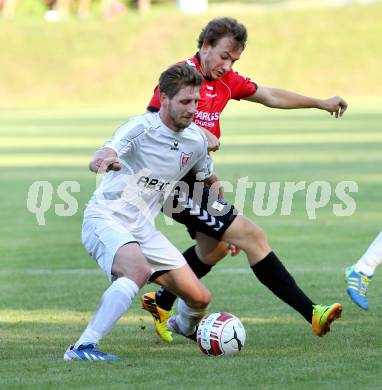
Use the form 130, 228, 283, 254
1, 0, 381, 111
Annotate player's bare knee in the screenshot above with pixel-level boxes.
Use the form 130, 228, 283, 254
187, 289, 211, 309
198, 289, 212, 308
200, 289, 212, 307
252, 226, 268, 247
134, 264, 152, 286
112, 243, 151, 286
242, 221, 268, 247
112, 261, 150, 286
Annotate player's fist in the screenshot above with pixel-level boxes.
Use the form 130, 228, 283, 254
321, 96, 348, 118
228, 244, 240, 256
89, 157, 121, 173
89, 147, 121, 173
201, 127, 220, 152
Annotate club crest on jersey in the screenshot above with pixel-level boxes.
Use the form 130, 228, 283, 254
180, 152, 193, 169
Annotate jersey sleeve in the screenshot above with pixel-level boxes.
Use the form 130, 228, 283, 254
147, 85, 160, 112
229, 71, 258, 101
104, 120, 146, 157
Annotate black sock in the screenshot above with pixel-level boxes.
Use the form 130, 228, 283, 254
183, 245, 213, 279
155, 245, 212, 311
251, 251, 315, 323
155, 287, 176, 311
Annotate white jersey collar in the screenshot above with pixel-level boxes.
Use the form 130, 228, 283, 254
156, 112, 186, 136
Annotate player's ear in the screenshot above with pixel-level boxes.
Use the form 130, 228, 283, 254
200, 41, 210, 54
159, 91, 169, 106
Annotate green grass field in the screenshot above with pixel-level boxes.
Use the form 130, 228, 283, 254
0, 106, 381, 389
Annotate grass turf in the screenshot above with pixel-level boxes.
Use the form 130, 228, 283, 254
0, 106, 381, 389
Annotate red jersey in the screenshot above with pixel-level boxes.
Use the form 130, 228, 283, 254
147, 53, 257, 139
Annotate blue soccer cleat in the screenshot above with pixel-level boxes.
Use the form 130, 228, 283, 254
63, 344, 120, 361
345, 265, 372, 310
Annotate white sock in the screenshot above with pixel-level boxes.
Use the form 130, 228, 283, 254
74, 277, 139, 348
355, 231, 382, 276
175, 299, 207, 336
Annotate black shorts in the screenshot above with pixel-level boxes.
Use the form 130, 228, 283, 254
162, 181, 237, 241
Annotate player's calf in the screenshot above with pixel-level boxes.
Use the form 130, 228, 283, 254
195, 234, 230, 264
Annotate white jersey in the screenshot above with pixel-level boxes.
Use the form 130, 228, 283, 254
85, 112, 211, 230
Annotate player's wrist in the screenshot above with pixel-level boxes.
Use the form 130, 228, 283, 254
315, 98, 326, 110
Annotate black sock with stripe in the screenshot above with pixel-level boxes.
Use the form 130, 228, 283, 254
251, 251, 314, 323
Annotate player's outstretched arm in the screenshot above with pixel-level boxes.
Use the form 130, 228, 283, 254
89, 147, 121, 173
245, 85, 348, 118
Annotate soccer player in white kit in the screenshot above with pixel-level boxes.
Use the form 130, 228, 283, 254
86, 67, 344, 350
64, 64, 213, 361
345, 231, 382, 310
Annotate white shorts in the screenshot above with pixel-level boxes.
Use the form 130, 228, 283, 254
82, 214, 186, 282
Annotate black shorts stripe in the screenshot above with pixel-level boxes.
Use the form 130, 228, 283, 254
162, 185, 237, 241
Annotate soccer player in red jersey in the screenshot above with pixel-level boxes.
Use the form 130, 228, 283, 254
147, 19, 346, 140
147, 50, 257, 140
140, 17, 348, 342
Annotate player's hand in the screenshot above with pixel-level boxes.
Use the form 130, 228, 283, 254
206, 174, 224, 197
201, 127, 220, 152
321, 96, 348, 118
90, 157, 121, 173
228, 244, 240, 256
207, 134, 220, 152
89, 148, 121, 173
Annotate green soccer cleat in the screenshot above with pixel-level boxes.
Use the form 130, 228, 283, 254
312, 303, 342, 337
141, 292, 173, 343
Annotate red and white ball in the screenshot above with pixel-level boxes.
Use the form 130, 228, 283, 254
197, 312, 246, 356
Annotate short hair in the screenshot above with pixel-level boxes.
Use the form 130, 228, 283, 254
159, 64, 203, 99
197, 17, 247, 50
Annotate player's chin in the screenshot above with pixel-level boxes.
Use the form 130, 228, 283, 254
179, 118, 193, 128
213, 70, 224, 79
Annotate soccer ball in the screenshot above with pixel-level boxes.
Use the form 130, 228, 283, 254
196, 312, 246, 356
